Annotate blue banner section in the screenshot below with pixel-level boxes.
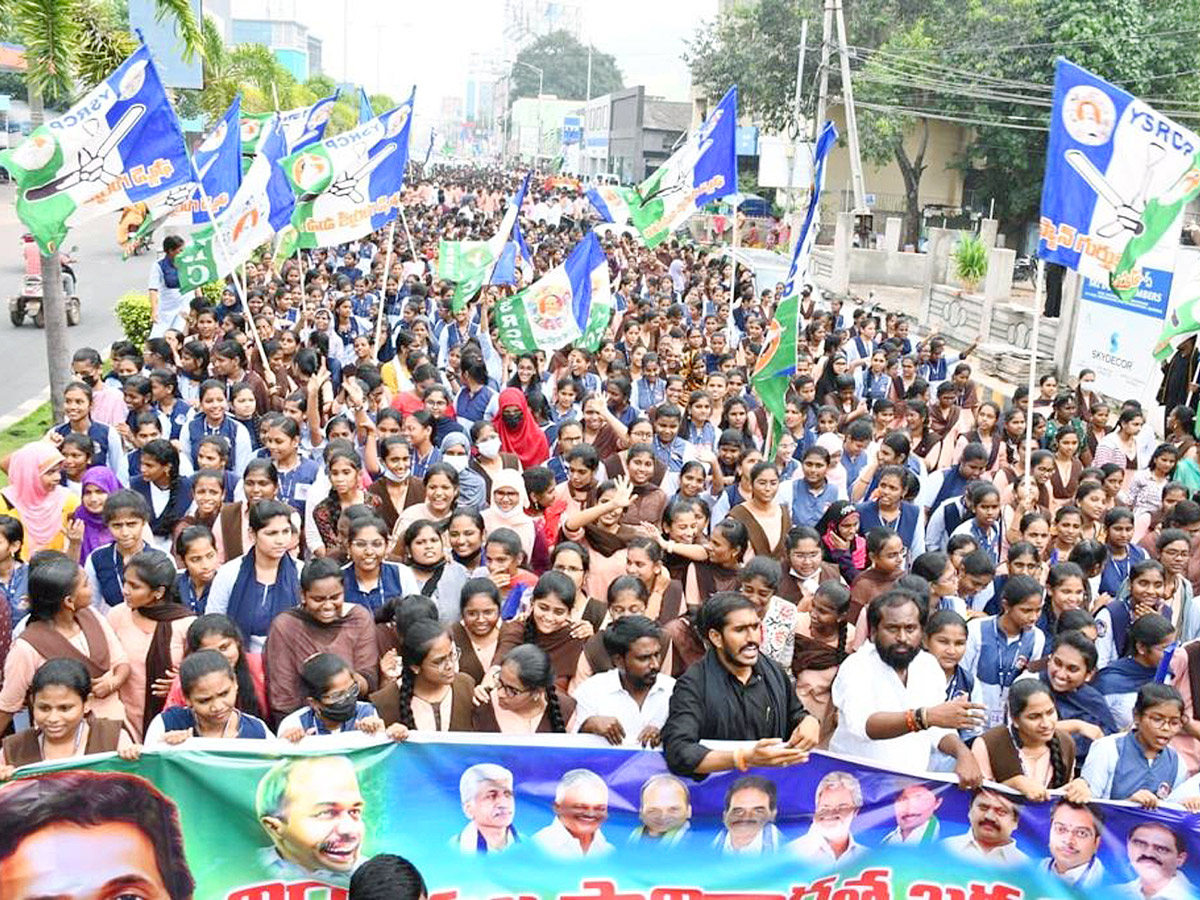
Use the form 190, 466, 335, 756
1080, 267, 1173, 318
1039, 59, 1135, 271
4, 736, 1200, 900
691, 86, 739, 206
191, 95, 241, 224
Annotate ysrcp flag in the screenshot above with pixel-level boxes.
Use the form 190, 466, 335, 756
496, 232, 607, 352
175, 117, 295, 292
241, 92, 338, 165
137, 95, 242, 238
278, 89, 414, 251
490, 172, 534, 285
587, 184, 634, 224
1040, 60, 1200, 299
783, 120, 837, 298
625, 85, 738, 248
358, 87, 374, 125
0, 43, 192, 253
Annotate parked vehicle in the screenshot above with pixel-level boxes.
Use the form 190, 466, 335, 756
11, 234, 81, 328
1013, 253, 1037, 285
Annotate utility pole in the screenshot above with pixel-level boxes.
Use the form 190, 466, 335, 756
586, 44, 593, 102
814, 0, 833, 140
834, 0, 868, 213
786, 20, 808, 258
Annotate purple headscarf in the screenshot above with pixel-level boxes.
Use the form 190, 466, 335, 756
75, 467, 121, 562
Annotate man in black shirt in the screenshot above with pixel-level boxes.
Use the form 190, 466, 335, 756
662, 592, 819, 778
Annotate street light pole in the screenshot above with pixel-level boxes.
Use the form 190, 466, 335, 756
513, 60, 544, 167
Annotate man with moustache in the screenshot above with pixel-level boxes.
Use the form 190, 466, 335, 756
573, 616, 675, 747
256, 755, 367, 885
829, 590, 984, 786
533, 769, 613, 858
713, 776, 783, 855
454, 764, 518, 854
661, 592, 820, 778
629, 774, 693, 846
1039, 800, 1106, 888
941, 789, 1028, 865
788, 771, 866, 863
880, 783, 943, 845
1115, 822, 1193, 899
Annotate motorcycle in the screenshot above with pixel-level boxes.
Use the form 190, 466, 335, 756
1013, 254, 1037, 285
10, 234, 81, 328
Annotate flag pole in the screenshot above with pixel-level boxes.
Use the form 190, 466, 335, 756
729, 196, 741, 326
399, 203, 419, 261
194, 179, 271, 379
1023, 258, 1045, 493
376, 219, 397, 347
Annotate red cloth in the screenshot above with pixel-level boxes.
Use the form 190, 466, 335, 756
493, 388, 549, 469
391, 391, 425, 416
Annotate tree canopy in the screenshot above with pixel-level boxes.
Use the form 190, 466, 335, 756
512, 30, 623, 101
685, 0, 1200, 240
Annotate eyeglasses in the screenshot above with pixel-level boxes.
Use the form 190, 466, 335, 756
554, 564, 585, 575
814, 804, 858, 820
1143, 713, 1183, 730
321, 686, 359, 706
351, 539, 387, 551
496, 678, 534, 698
430, 645, 461, 671
1051, 823, 1096, 841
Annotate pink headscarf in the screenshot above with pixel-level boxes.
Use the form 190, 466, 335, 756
6, 442, 68, 552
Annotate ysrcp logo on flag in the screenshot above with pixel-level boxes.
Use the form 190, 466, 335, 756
528, 281, 573, 333
198, 121, 228, 154
117, 58, 148, 99
1062, 85, 1117, 145
240, 118, 264, 144
385, 106, 411, 139
290, 152, 331, 193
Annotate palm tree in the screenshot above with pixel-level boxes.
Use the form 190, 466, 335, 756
9, 0, 200, 420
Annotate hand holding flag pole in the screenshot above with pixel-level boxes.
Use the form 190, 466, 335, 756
375, 219, 397, 348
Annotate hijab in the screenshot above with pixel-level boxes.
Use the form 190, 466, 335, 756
76, 467, 121, 561
6, 443, 68, 552
493, 387, 549, 469
482, 469, 535, 561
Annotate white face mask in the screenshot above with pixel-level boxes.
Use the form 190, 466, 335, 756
477, 437, 502, 459
443, 454, 469, 472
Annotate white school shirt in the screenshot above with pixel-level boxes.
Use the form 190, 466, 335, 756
569, 669, 675, 748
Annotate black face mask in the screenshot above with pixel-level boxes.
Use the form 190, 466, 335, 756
319, 685, 360, 723
502, 411, 524, 429
78, 371, 98, 387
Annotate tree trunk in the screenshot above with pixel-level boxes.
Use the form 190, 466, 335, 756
26, 87, 69, 421
42, 252, 71, 423
893, 119, 930, 249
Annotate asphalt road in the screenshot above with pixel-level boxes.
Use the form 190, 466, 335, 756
0, 183, 145, 424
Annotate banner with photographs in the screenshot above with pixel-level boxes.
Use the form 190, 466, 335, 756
0, 734, 1196, 900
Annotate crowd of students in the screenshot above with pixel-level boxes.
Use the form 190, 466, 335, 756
0, 166, 1197, 837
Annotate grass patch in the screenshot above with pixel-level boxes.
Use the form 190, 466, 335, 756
0, 400, 54, 488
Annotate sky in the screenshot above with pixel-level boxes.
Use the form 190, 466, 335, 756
283, 0, 718, 111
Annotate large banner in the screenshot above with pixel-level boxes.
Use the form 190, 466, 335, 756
2, 734, 1197, 900
1039, 59, 1200, 398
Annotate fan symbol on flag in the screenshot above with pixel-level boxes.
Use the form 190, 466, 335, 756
1064, 142, 1167, 239
25, 104, 146, 202
306, 143, 397, 204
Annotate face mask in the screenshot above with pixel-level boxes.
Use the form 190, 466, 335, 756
382, 465, 409, 483
444, 454, 469, 473
477, 437, 501, 458
78, 372, 97, 387
319, 685, 360, 723
502, 411, 524, 429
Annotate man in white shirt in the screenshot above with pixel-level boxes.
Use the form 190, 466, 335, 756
532, 770, 613, 858
940, 789, 1028, 865
453, 764, 518, 854
787, 771, 866, 864
573, 616, 675, 748
1115, 822, 1194, 900
713, 776, 783, 855
828, 589, 985, 786
1039, 799, 1105, 888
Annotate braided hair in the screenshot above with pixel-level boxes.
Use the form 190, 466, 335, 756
397, 619, 447, 730
814, 581, 852, 665
502, 644, 565, 733
1007, 679, 1068, 788
140, 439, 185, 538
